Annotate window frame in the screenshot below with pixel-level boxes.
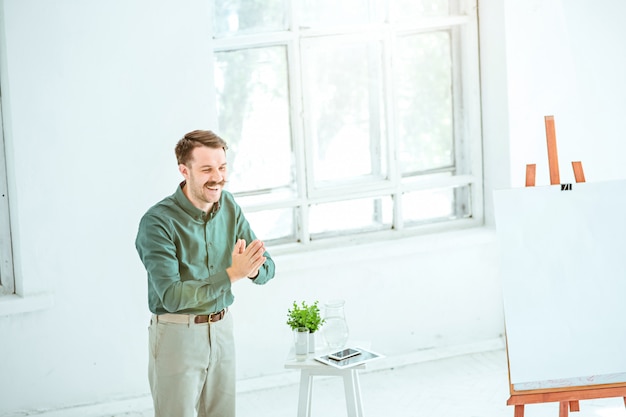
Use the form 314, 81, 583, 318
210, 0, 484, 252
0, 97, 15, 296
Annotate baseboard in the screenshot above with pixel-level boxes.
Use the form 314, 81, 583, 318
8, 337, 504, 417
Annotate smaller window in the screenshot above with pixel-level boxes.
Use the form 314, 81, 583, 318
212, 0, 289, 38
309, 195, 393, 239
390, 0, 451, 20
402, 184, 471, 226
298, 0, 378, 28
245, 207, 297, 244
215, 46, 295, 196
301, 38, 387, 188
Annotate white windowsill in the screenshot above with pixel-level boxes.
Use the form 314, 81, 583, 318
273, 225, 498, 273
0, 292, 54, 316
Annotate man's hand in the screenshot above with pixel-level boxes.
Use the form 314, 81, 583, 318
226, 239, 266, 283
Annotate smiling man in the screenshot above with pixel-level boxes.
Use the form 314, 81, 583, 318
135, 130, 275, 417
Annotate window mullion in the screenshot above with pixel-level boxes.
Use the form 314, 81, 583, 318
451, 25, 465, 219
384, 25, 402, 231
286, 16, 310, 244
298, 39, 317, 204
367, 38, 383, 185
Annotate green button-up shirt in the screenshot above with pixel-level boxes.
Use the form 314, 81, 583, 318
135, 182, 275, 315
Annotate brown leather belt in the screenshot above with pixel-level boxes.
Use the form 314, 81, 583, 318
156, 308, 228, 325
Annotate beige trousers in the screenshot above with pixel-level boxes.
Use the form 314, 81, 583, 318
148, 312, 236, 417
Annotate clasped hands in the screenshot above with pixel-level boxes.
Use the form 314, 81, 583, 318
226, 239, 266, 283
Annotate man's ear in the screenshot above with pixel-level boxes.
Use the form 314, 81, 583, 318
178, 163, 189, 179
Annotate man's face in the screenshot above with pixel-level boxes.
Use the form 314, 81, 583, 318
179, 146, 227, 211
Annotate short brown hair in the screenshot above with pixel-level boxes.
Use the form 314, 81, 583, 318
175, 130, 229, 165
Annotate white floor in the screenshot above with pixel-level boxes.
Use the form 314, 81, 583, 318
113, 349, 626, 417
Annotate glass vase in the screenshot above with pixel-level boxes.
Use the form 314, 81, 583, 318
294, 327, 309, 357
322, 299, 349, 349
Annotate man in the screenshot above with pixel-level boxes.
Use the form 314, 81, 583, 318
135, 129, 275, 417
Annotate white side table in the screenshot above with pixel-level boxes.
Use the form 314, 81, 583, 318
284, 343, 369, 417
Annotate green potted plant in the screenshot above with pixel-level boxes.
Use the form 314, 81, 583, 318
287, 300, 325, 353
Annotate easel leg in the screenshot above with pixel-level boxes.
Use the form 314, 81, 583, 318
559, 401, 569, 417
514, 404, 524, 417
545, 115, 561, 185
571, 161, 586, 183
525, 164, 536, 187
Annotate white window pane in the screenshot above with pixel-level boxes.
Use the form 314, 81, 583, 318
309, 196, 392, 238
234, 188, 296, 207
298, 0, 380, 28
303, 40, 387, 186
213, 0, 288, 37
396, 31, 453, 176
390, 0, 450, 19
402, 185, 470, 225
215, 46, 294, 196
245, 208, 296, 243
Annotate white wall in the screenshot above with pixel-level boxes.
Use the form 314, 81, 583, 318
3, 0, 624, 415
0, 0, 218, 413
502, 0, 626, 186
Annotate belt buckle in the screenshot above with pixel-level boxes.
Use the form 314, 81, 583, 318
209, 309, 223, 323
208, 310, 218, 323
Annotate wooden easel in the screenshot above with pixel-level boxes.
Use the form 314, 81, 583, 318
524, 116, 586, 187
507, 115, 626, 417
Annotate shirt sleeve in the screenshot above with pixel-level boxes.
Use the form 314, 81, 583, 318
135, 213, 232, 313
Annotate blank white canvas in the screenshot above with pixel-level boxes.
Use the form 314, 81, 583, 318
494, 180, 626, 386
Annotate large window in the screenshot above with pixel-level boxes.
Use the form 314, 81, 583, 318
0, 97, 14, 295
212, 0, 482, 248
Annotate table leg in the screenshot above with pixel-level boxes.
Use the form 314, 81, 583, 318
353, 370, 364, 417
342, 369, 364, 417
297, 370, 313, 417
